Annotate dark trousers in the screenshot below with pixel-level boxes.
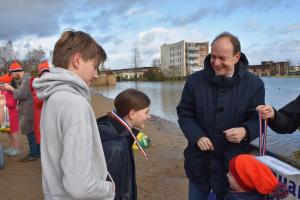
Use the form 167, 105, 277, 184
26, 132, 40, 158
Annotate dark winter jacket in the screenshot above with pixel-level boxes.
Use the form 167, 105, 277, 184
177, 53, 265, 194
97, 115, 137, 200
268, 95, 300, 134
225, 191, 265, 200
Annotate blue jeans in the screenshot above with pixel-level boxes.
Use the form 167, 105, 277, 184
189, 180, 210, 200
0, 144, 4, 168
26, 132, 40, 158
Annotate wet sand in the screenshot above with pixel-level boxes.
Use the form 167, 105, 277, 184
0, 93, 188, 200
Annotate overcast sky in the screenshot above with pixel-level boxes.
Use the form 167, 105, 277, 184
1, 0, 300, 69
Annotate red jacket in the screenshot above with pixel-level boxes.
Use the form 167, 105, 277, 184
30, 77, 43, 144
1, 90, 19, 133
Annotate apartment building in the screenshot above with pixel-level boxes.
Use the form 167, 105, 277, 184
248, 61, 289, 76
160, 40, 209, 77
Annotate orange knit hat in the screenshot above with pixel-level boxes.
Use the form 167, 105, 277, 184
37, 60, 50, 76
229, 154, 288, 198
0, 74, 13, 84
9, 61, 23, 73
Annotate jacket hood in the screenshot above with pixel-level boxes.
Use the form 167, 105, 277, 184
97, 115, 138, 142
33, 67, 90, 101
203, 52, 249, 87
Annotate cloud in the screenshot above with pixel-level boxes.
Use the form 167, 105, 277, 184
0, 0, 71, 40
244, 19, 259, 30
96, 35, 116, 45
246, 39, 300, 64
133, 27, 209, 67
0, 0, 150, 40
8, 35, 58, 61
277, 24, 300, 34
170, 0, 294, 26
171, 7, 214, 26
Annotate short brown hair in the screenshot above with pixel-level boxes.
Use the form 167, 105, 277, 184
114, 89, 150, 117
52, 30, 107, 69
212, 31, 241, 55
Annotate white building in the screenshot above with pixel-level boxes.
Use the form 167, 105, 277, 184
160, 40, 209, 77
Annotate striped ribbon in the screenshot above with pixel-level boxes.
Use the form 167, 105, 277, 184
111, 110, 148, 159
258, 110, 268, 156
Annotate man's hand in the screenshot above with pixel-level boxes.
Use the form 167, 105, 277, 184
197, 137, 214, 151
0, 83, 15, 92
256, 105, 275, 120
224, 127, 246, 143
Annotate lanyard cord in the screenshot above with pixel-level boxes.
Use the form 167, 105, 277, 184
111, 110, 148, 159
258, 111, 268, 156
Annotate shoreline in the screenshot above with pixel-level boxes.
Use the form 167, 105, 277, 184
0, 92, 188, 200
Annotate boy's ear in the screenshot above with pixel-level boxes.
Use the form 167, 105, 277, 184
70, 53, 81, 69
128, 109, 136, 120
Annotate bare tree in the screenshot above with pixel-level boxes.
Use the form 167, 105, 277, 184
132, 43, 141, 69
0, 40, 16, 73
151, 58, 160, 67
132, 43, 142, 81
23, 46, 46, 72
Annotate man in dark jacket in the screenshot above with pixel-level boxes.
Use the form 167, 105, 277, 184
177, 32, 265, 200
257, 95, 300, 134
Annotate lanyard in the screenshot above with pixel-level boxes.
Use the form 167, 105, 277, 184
258, 111, 268, 156
111, 110, 148, 159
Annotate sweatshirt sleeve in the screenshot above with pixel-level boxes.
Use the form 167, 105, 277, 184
61, 115, 115, 199
268, 95, 300, 134
13, 76, 32, 101
176, 78, 206, 146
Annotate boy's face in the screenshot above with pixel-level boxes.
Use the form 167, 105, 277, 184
130, 106, 151, 129
77, 58, 99, 86
227, 171, 242, 192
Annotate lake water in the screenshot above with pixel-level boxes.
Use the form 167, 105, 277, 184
92, 77, 300, 167
92, 78, 300, 124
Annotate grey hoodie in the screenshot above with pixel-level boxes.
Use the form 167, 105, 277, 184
33, 67, 115, 200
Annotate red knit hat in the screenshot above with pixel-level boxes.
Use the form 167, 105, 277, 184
0, 74, 13, 84
37, 60, 50, 76
229, 154, 288, 199
9, 60, 23, 73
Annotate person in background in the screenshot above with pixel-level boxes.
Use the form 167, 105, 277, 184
225, 154, 288, 200
256, 95, 300, 134
1, 61, 39, 162
33, 30, 115, 200
97, 88, 151, 200
177, 32, 265, 200
0, 74, 20, 156
30, 60, 50, 145
0, 94, 6, 169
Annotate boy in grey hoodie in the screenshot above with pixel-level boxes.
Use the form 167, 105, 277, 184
33, 30, 115, 200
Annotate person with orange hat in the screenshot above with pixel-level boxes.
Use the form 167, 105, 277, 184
0, 74, 20, 157
0, 94, 7, 169
30, 60, 50, 145
225, 154, 289, 200
0, 60, 39, 162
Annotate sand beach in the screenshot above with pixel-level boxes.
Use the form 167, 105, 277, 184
0, 93, 188, 200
